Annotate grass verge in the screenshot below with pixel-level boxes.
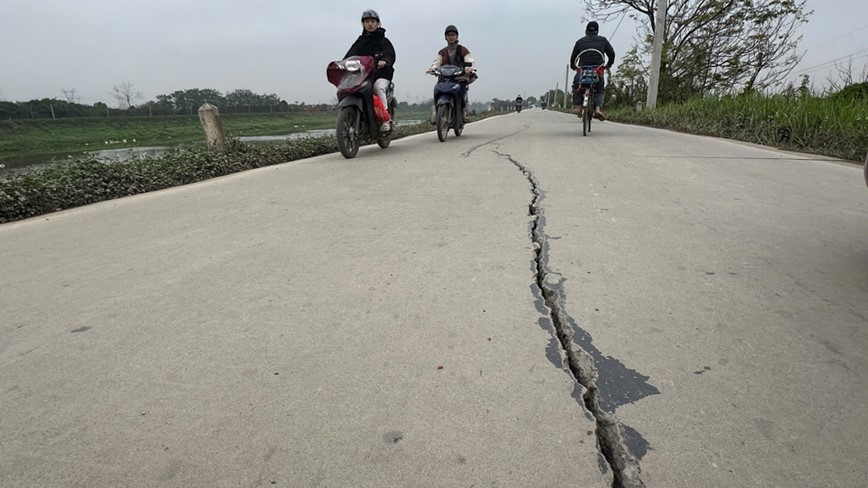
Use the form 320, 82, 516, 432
608, 92, 867, 162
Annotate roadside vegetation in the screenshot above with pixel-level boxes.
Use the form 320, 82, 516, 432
0, 111, 493, 224
564, 0, 867, 163
608, 82, 868, 162
0, 107, 432, 163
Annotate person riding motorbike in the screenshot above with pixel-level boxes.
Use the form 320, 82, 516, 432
515, 94, 523, 111
570, 21, 615, 121
426, 25, 476, 124
344, 9, 396, 132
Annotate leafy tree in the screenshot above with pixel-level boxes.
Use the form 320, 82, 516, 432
608, 45, 648, 108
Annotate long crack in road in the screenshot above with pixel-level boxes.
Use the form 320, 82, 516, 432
492, 145, 658, 488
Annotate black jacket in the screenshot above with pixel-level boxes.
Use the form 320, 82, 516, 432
345, 27, 396, 81
570, 34, 615, 70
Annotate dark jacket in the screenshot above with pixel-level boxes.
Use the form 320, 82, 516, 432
345, 27, 396, 81
570, 34, 615, 70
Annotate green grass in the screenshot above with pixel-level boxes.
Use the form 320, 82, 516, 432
0, 108, 433, 163
609, 92, 868, 162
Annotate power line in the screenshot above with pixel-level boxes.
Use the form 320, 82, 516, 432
793, 48, 868, 75
610, 11, 627, 39
803, 25, 868, 51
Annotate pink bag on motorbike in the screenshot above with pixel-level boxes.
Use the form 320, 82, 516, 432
373, 96, 391, 123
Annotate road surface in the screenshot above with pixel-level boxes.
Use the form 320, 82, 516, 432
2, 110, 866, 487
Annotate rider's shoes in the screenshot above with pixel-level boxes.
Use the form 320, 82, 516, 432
593, 111, 606, 121
571, 106, 582, 115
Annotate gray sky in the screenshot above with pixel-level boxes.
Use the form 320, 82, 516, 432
0, 0, 865, 105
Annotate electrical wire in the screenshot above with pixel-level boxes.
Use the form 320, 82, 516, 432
792, 48, 868, 75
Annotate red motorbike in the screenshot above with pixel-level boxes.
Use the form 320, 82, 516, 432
326, 56, 395, 159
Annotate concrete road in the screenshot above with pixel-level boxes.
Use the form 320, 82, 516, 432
1, 110, 866, 488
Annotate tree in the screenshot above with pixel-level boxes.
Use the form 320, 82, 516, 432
111, 81, 143, 109
608, 46, 649, 108
582, 0, 810, 102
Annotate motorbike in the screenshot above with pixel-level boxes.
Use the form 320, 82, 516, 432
326, 56, 395, 159
430, 64, 467, 142
515, 101, 523, 113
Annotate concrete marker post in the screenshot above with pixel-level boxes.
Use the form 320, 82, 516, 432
198, 103, 227, 151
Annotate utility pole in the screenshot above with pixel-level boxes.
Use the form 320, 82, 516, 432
565, 65, 570, 108
647, 0, 668, 109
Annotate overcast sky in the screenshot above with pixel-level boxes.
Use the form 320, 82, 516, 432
1, 0, 865, 105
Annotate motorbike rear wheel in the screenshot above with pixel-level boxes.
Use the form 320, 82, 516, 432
582, 93, 591, 137
436, 104, 450, 142
337, 106, 360, 158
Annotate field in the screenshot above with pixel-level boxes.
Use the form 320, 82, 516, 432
0, 107, 432, 164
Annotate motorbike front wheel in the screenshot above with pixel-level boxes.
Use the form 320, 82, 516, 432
337, 106, 360, 158
436, 104, 450, 142
377, 134, 391, 148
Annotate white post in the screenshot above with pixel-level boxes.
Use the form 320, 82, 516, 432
198, 103, 227, 151
647, 0, 668, 109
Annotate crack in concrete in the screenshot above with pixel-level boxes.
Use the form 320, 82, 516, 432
461, 126, 529, 158
495, 147, 649, 488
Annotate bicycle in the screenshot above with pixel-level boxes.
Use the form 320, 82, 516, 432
572, 48, 608, 137
574, 64, 605, 136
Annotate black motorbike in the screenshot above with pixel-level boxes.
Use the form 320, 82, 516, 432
326, 56, 395, 159
431, 64, 466, 142
515, 101, 523, 113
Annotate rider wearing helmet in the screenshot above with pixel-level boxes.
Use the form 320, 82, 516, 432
570, 21, 615, 120
515, 94, 523, 110
345, 9, 396, 132
427, 25, 476, 123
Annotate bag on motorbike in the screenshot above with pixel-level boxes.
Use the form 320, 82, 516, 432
373, 96, 391, 123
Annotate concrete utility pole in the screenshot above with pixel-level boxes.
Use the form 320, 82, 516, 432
565, 65, 570, 108
647, 0, 668, 109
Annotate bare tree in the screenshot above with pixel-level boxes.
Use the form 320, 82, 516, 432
111, 81, 143, 109
824, 58, 868, 94
582, 0, 810, 100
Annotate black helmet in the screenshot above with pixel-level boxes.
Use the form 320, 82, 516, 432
444, 25, 458, 36
361, 9, 380, 22
586, 21, 599, 35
